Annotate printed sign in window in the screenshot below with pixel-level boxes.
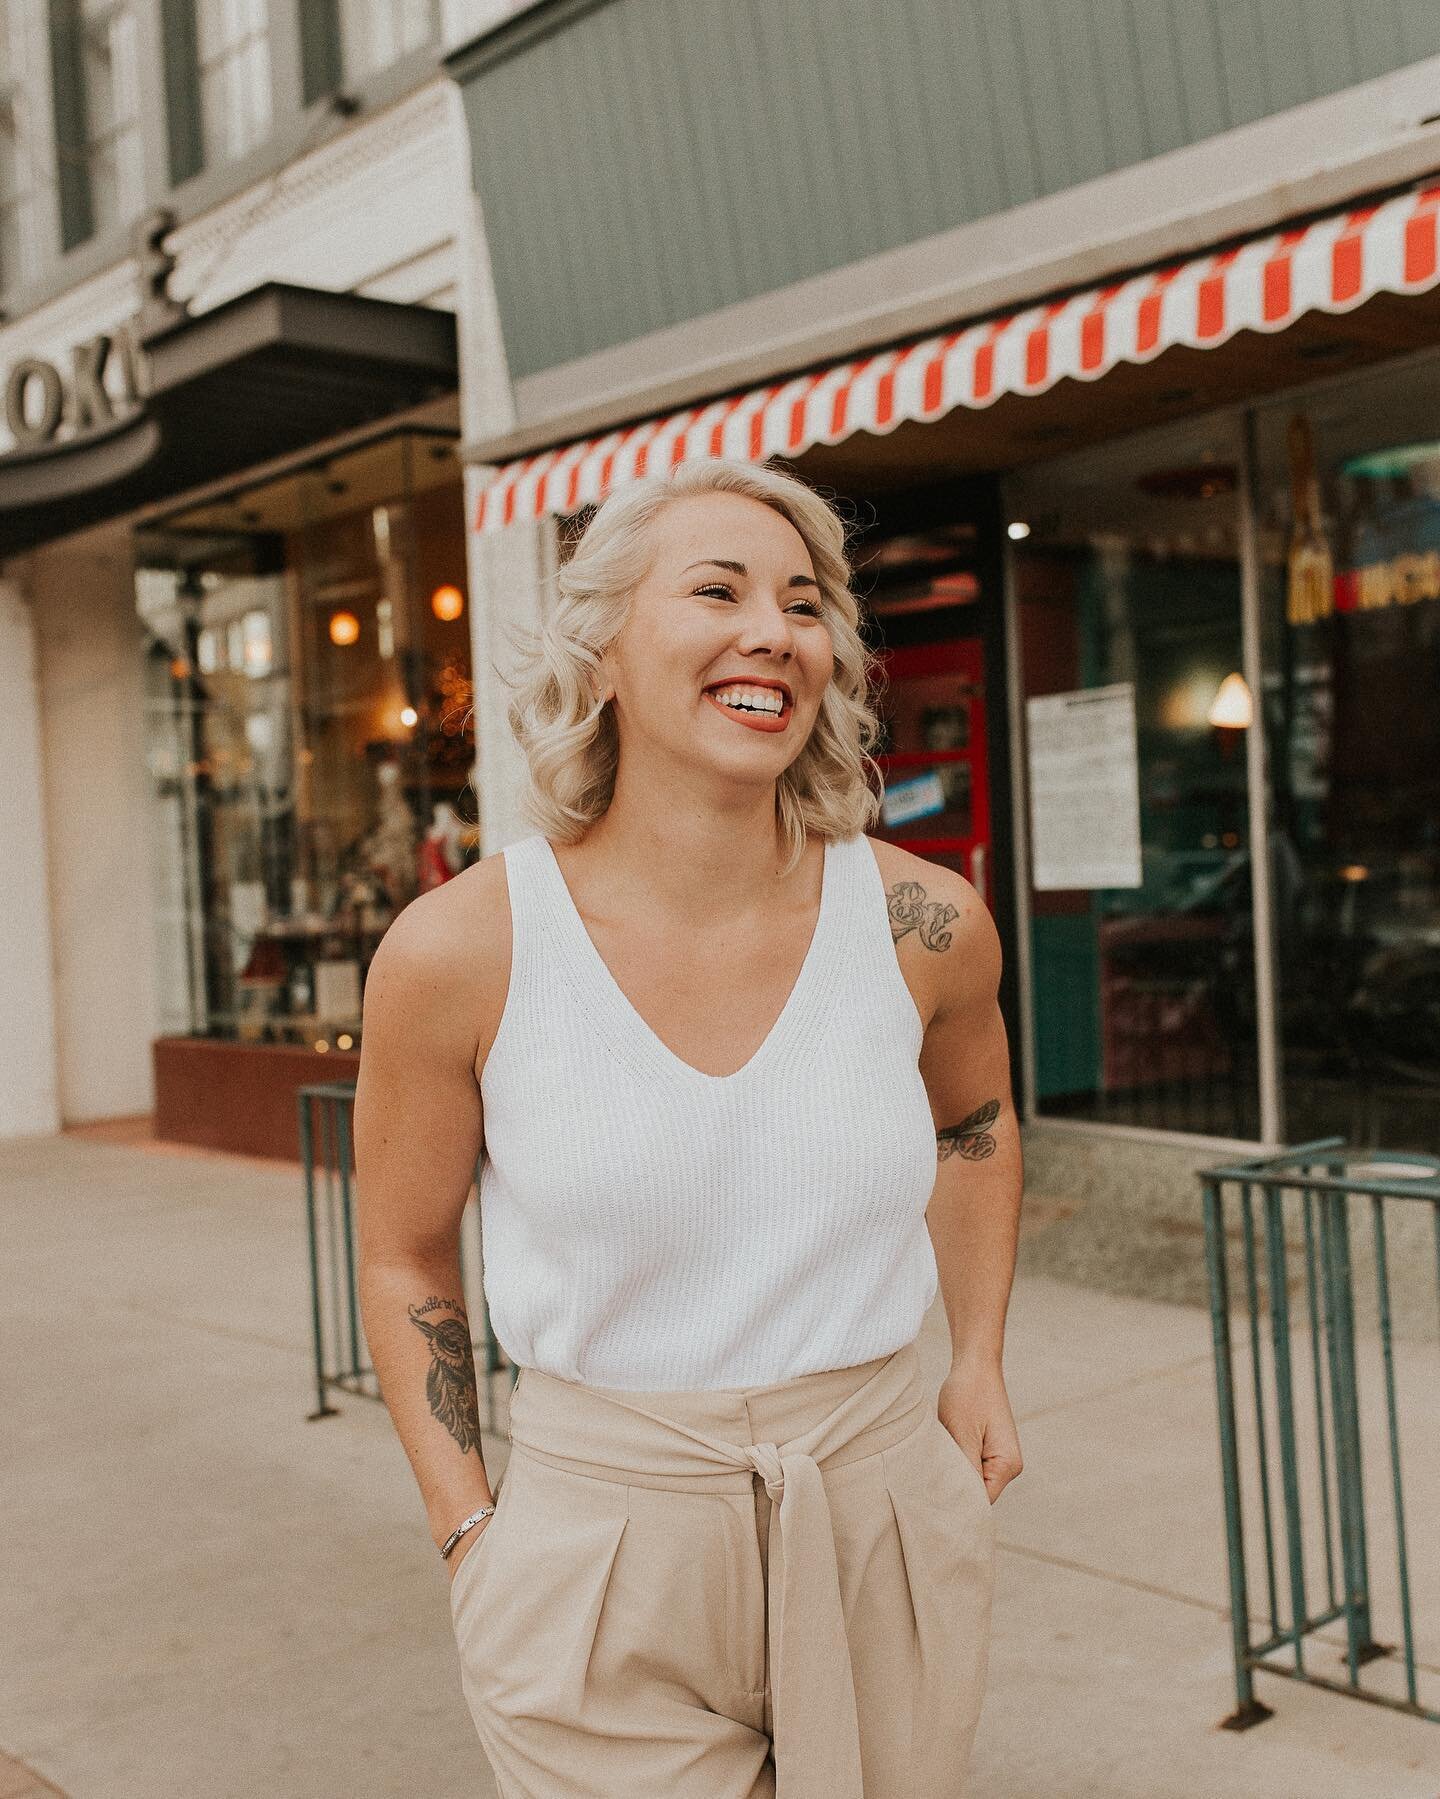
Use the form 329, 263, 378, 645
1026, 684, 1143, 890
880, 768, 948, 829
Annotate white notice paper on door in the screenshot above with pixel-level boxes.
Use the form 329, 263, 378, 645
1026, 684, 1143, 890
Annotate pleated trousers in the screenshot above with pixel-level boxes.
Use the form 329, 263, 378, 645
449, 1337, 994, 1798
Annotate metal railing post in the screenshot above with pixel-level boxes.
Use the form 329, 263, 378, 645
1318, 1178, 1379, 1676
298, 1088, 337, 1420
1261, 1180, 1310, 1677
1202, 1175, 1273, 1726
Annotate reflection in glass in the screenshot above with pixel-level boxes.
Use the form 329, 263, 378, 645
1009, 417, 1260, 1137
1256, 352, 1440, 1153
135, 428, 475, 1051
858, 524, 989, 899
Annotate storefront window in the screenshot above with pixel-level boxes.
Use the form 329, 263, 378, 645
1255, 351, 1440, 1154
135, 427, 476, 1051
1008, 414, 1260, 1138
78, 0, 144, 235
855, 523, 992, 902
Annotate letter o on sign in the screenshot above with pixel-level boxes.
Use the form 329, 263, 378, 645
6, 358, 65, 446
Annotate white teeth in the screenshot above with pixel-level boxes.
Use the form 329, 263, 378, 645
710, 684, 785, 715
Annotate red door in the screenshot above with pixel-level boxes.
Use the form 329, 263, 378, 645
871, 638, 992, 908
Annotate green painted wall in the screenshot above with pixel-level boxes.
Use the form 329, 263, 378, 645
452, 0, 1440, 380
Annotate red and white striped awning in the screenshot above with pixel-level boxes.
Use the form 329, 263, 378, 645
473, 179, 1440, 534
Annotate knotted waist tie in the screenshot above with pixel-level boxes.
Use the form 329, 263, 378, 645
506, 1340, 929, 1799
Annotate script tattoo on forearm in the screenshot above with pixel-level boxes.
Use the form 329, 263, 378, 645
937, 1098, 1000, 1162
407, 1294, 483, 1455
887, 880, 959, 951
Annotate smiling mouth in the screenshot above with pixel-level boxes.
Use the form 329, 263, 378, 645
702, 681, 794, 734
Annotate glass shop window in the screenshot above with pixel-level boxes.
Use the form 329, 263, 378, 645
1007, 413, 1260, 1139
852, 522, 991, 901
134, 428, 476, 1052
1254, 350, 1440, 1155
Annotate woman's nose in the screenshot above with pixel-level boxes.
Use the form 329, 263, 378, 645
733, 598, 797, 654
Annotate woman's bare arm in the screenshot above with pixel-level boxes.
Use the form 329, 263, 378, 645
877, 842, 1024, 1504
352, 865, 508, 1571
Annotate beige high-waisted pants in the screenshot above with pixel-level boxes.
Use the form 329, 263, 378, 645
449, 1338, 994, 1798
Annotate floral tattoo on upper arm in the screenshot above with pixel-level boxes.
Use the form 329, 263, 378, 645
408, 1294, 483, 1455
937, 1098, 1000, 1161
887, 879, 960, 952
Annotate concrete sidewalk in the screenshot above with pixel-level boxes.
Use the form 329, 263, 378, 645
2, 1129, 1435, 1798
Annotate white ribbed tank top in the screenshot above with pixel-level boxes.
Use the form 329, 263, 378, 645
476, 830, 940, 1390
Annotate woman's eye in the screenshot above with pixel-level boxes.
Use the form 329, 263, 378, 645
694, 584, 822, 618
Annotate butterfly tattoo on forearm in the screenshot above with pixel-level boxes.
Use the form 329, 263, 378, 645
937, 1098, 1000, 1161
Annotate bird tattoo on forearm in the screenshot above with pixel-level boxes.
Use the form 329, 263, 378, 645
408, 1295, 483, 1455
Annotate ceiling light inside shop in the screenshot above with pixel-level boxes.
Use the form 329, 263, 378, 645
1207, 672, 1254, 730
400, 705, 418, 728
431, 583, 465, 622
1007, 521, 1031, 540
329, 610, 360, 647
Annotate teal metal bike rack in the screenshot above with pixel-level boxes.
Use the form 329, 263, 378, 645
298, 1080, 516, 1431
1201, 1136, 1440, 1729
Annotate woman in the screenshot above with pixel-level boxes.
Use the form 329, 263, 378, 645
353, 458, 1023, 1798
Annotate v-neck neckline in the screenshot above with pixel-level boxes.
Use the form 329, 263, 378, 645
534, 834, 839, 1086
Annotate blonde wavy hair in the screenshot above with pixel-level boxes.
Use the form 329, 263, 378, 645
501, 458, 886, 875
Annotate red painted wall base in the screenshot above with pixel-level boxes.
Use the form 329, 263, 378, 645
152, 1037, 362, 1162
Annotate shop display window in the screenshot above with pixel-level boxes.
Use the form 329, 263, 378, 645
135, 427, 476, 1052
854, 523, 991, 900
1255, 352, 1440, 1154
1008, 415, 1261, 1138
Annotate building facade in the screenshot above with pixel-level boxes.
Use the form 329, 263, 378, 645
0, 1, 530, 1154
444, 0, 1440, 1175
7, 2, 1440, 1177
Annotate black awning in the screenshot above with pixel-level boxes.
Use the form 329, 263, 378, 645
0, 282, 457, 556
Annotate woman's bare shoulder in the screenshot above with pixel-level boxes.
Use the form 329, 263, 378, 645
861, 834, 994, 1018
862, 835, 979, 912
366, 850, 513, 1075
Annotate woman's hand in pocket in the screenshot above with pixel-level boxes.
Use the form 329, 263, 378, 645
446, 1512, 494, 1584
937, 1357, 1021, 1505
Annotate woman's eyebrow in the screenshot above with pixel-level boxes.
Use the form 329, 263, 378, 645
682, 558, 820, 588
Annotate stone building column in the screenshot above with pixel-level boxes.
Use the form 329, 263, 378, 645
0, 572, 61, 1138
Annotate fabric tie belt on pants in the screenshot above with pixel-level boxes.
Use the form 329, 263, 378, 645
505, 1341, 933, 1799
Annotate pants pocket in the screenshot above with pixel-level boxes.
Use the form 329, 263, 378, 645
879, 1420, 995, 1793
930, 1416, 994, 1519
453, 1455, 631, 1727
448, 1509, 501, 1631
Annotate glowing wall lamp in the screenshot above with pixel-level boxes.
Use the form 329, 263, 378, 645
328, 610, 360, 647
1207, 672, 1253, 730
431, 583, 465, 622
